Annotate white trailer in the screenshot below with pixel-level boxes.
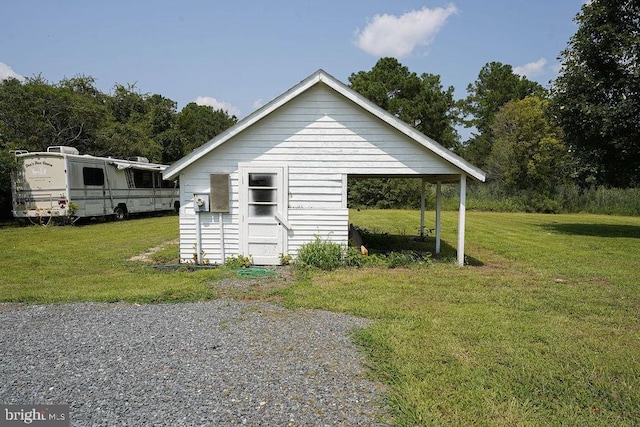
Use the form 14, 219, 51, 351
11, 146, 179, 224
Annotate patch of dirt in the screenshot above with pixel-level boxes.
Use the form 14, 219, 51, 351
210, 266, 297, 300
129, 238, 179, 262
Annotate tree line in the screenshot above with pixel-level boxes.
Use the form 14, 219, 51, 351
0, 76, 237, 163
1, 0, 638, 217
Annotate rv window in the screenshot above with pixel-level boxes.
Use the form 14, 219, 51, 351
133, 170, 153, 188
83, 167, 105, 186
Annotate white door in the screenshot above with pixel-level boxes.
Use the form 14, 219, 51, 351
83, 165, 108, 216
240, 166, 287, 265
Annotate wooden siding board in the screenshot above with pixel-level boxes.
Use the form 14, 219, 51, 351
289, 174, 343, 181
286, 208, 349, 256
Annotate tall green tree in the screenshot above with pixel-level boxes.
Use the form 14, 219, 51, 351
176, 103, 237, 154
462, 62, 546, 168
0, 75, 107, 153
106, 83, 148, 124
97, 85, 184, 162
348, 57, 459, 149
55, 75, 108, 154
0, 77, 40, 150
347, 176, 428, 209
488, 96, 569, 195
96, 84, 156, 160
551, 0, 640, 187
146, 94, 182, 164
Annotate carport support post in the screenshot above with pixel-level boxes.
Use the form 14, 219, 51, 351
457, 174, 466, 266
420, 178, 426, 238
435, 181, 441, 254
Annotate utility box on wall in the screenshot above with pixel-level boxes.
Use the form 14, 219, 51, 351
193, 194, 210, 212
210, 174, 230, 212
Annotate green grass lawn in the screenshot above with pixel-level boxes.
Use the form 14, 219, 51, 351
0, 216, 226, 303
277, 210, 640, 426
1, 211, 639, 425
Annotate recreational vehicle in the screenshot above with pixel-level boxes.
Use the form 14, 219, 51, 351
11, 146, 179, 224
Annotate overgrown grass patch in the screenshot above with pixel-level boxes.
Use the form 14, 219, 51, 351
295, 233, 432, 272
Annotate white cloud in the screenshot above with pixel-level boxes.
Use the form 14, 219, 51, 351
0, 62, 25, 82
355, 4, 458, 57
513, 58, 548, 78
195, 96, 241, 117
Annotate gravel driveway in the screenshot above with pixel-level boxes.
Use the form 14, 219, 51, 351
0, 300, 389, 426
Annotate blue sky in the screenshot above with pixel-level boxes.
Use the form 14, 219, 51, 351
1, 0, 585, 119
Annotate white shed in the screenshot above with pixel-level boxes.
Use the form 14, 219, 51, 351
163, 70, 485, 266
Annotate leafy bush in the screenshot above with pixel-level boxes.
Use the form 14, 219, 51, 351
296, 234, 432, 271
344, 246, 385, 268
525, 193, 563, 214
296, 236, 344, 271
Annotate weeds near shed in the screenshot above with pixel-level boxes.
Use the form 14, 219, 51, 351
279, 253, 293, 265
224, 254, 253, 269
343, 247, 384, 268
191, 243, 209, 265
296, 236, 344, 271
386, 250, 431, 268
296, 233, 432, 271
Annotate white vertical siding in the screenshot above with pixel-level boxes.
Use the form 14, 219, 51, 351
177, 83, 462, 263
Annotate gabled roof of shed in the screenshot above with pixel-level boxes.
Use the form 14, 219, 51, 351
163, 70, 486, 182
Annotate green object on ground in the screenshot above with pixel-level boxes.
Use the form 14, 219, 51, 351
237, 267, 278, 277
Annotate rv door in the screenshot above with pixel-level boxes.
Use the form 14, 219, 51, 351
82, 166, 107, 216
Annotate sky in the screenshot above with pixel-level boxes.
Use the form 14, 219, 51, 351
1, 0, 586, 120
